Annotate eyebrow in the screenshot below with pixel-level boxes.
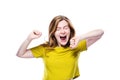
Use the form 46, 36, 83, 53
64, 25, 69, 27
57, 25, 68, 28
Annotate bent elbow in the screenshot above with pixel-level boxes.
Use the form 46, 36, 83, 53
16, 54, 22, 58
16, 52, 24, 58
100, 29, 104, 35
96, 29, 104, 37
99, 29, 104, 35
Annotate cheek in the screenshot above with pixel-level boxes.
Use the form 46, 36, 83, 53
54, 31, 59, 38
66, 29, 70, 35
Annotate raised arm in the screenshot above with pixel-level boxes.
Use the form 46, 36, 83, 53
80, 29, 104, 47
16, 30, 42, 58
70, 29, 104, 49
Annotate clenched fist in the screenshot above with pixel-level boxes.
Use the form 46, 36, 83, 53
70, 36, 80, 49
27, 30, 42, 41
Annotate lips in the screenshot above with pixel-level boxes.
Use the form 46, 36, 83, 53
60, 36, 66, 40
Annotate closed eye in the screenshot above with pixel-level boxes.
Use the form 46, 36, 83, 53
56, 27, 61, 31
64, 26, 69, 30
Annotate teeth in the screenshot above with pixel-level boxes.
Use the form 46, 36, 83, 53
60, 36, 66, 40
60, 36, 66, 38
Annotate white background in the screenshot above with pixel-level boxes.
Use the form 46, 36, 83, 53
0, 0, 120, 80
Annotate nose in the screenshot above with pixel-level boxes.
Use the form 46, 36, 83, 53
60, 29, 65, 34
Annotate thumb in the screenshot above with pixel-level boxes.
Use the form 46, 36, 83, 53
33, 30, 41, 35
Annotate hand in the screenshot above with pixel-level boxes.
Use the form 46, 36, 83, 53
27, 30, 42, 41
70, 36, 80, 49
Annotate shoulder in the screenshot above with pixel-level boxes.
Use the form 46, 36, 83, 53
74, 40, 87, 52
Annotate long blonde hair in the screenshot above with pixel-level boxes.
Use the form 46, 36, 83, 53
47, 15, 76, 48
42, 15, 75, 48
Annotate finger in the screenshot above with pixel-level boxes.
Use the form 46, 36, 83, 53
70, 38, 75, 44
33, 31, 42, 35
70, 42, 75, 49
70, 44, 75, 49
70, 44, 73, 49
70, 41, 75, 46
33, 31, 39, 35
70, 38, 75, 42
70, 42, 78, 49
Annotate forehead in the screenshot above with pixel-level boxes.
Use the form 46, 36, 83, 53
57, 20, 68, 27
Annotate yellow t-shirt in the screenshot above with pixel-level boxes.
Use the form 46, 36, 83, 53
30, 40, 87, 80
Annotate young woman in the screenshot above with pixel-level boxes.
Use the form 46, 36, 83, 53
16, 15, 104, 80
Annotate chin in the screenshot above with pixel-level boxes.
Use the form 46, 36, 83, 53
60, 42, 70, 47
61, 43, 66, 46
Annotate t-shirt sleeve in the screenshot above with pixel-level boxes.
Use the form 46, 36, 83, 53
75, 39, 87, 52
30, 45, 45, 58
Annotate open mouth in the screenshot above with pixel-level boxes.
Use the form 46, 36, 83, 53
60, 36, 67, 41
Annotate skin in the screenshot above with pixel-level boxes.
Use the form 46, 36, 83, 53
16, 20, 104, 58
54, 20, 70, 47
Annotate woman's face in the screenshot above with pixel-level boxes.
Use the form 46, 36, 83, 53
54, 20, 70, 46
